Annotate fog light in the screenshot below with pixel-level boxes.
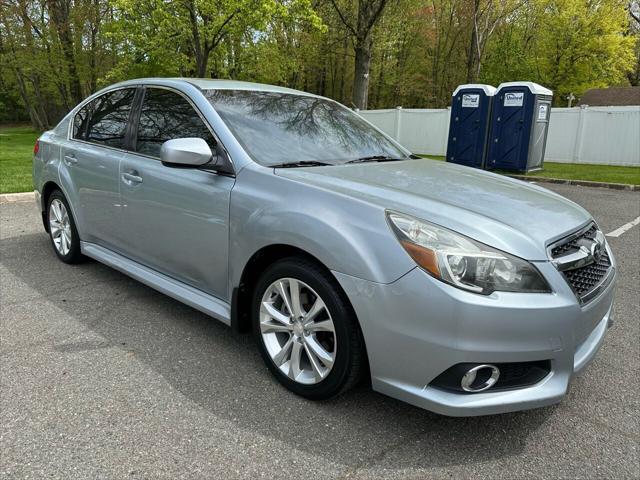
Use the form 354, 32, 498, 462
430, 361, 550, 393
460, 364, 500, 392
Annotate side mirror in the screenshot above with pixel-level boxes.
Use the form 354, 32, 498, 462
160, 138, 213, 167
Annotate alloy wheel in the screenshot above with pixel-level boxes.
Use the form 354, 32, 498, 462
49, 198, 72, 256
259, 278, 336, 384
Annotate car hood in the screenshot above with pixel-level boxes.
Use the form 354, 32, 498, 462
275, 159, 592, 261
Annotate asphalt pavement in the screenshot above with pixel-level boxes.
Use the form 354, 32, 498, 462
1, 184, 638, 479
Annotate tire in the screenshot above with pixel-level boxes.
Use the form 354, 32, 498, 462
46, 190, 84, 264
252, 256, 364, 400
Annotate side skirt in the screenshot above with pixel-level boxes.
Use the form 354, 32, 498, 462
81, 241, 231, 326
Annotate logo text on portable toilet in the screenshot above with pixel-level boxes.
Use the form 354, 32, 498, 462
537, 104, 549, 120
461, 94, 480, 108
504, 92, 524, 107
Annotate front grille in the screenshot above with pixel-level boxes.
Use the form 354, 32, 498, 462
550, 223, 612, 302
563, 250, 611, 297
551, 224, 597, 257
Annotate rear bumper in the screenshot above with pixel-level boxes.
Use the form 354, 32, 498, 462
334, 258, 616, 417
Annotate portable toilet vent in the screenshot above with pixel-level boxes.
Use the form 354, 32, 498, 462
446, 84, 496, 169
486, 82, 553, 172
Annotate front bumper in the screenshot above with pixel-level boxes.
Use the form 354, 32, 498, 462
334, 259, 616, 417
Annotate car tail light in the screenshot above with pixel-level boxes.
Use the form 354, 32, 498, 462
34, 139, 40, 155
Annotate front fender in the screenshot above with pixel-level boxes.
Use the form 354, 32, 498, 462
229, 165, 415, 287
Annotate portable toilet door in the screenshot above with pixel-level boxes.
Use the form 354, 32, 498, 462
486, 82, 553, 172
446, 84, 496, 169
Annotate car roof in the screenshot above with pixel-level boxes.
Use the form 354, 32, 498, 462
110, 78, 320, 98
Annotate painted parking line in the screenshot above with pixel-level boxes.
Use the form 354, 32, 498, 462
606, 216, 640, 238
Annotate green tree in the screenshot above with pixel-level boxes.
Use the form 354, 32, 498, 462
481, 0, 635, 104
108, 0, 322, 79
1, 0, 637, 130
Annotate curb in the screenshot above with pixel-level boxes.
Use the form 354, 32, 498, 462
0, 191, 35, 204
507, 175, 639, 191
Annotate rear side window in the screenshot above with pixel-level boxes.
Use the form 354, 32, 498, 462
73, 88, 136, 149
135, 88, 216, 158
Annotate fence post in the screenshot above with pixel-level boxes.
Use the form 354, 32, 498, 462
394, 106, 402, 141
442, 107, 451, 156
572, 105, 588, 163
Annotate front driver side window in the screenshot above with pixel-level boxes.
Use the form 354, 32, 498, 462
135, 88, 216, 158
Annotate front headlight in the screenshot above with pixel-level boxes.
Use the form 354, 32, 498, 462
386, 211, 551, 295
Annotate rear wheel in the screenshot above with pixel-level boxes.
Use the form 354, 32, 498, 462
47, 190, 83, 264
252, 257, 364, 399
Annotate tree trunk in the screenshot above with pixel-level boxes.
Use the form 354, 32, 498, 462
14, 68, 47, 130
329, 0, 387, 108
318, 64, 327, 96
30, 77, 51, 128
353, 37, 372, 109
47, 0, 82, 104
186, 0, 208, 77
339, 36, 348, 103
374, 48, 386, 108
197, 56, 209, 77
89, 26, 98, 93
465, 0, 480, 83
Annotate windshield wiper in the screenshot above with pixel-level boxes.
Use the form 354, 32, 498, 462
345, 155, 405, 164
271, 160, 332, 168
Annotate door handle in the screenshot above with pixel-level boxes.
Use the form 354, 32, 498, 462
63, 155, 77, 166
122, 171, 143, 185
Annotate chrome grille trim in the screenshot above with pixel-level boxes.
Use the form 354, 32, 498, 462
547, 222, 598, 259
547, 222, 614, 304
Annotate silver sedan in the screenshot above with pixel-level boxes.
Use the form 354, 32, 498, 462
32, 78, 616, 416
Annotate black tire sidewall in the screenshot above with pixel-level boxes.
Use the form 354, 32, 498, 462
47, 190, 82, 263
252, 258, 358, 400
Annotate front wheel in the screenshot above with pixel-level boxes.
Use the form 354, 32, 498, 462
252, 257, 364, 400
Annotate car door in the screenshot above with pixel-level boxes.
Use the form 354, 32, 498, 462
119, 86, 235, 300
59, 87, 137, 250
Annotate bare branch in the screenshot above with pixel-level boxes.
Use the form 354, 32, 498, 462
329, 0, 357, 38
365, 0, 389, 33
210, 8, 240, 51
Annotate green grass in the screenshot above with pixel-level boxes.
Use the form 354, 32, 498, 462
420, 155, 640, 185
510, 163, 640, 185
0, 126, 40, 193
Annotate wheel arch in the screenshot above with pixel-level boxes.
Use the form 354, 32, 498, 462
40, 181, 62, 232
41, 181, 61, 208
231, 244, 351, 334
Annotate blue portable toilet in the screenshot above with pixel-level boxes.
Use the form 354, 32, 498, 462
486, 82, 553, 172
446, 84, 496, 169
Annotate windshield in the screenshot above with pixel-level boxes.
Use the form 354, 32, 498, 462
203, 89, 409, 167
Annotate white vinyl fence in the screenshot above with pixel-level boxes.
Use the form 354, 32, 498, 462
358, 105, 640, 166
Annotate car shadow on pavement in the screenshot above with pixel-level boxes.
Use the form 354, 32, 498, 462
1, 232, 555, 470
